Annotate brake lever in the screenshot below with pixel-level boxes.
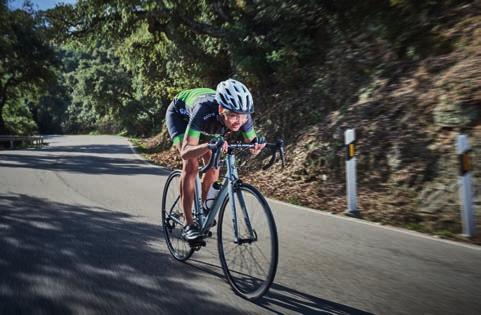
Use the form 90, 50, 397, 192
262, 148, 277, 170
213, 148, 222, 169
262, 139, 284, 170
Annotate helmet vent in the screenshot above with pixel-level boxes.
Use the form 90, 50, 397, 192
219, 93, 228, 104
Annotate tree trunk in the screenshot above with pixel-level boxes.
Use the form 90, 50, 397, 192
0, 108, 6, 135
0, 78, 14, 135
0, 94, 6, 135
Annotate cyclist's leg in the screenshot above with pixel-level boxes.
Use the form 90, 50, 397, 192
180, 157, 198, 225
200, 150, 220, 201
165, 101, 194, 224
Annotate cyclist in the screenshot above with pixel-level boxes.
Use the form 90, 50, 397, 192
165, 79, 265, 241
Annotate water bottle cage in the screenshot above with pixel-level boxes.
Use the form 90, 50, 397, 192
203, 198, 216, 212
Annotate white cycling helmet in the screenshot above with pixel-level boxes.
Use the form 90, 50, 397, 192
215, 79, 254, 113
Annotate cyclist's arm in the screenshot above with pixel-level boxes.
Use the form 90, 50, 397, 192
240, 115, 264, 155
242, 130, 256, 143
180, 127, 210, 160
243, 132, 256, 144
241, 115, 255, 143
242, 129, 265, 156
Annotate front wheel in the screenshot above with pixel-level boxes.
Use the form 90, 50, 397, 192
162, 170, 194, 261
217, 183, 278, 300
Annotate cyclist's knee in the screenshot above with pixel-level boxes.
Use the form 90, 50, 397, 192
182, 159, 198, 176
205, 167, 219, 178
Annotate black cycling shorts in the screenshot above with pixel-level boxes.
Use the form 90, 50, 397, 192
165, 99, 189, 145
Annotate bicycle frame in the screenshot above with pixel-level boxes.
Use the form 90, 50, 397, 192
193, 151, 255, 244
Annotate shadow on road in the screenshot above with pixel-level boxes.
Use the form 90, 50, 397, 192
258, 283, 374, 315
43, 141, 138, 155
0, 193, 244, 314
187, 259, 373, 315
0, 143, 171, 176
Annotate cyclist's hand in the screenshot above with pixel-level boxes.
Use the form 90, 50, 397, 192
250, 136, 266, 156
250, 142, 265, 155
208, 137, 224, 151
221, 140, 229, 153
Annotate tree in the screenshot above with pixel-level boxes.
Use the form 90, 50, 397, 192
0, 1, 57, 134
56, 41, 163, 135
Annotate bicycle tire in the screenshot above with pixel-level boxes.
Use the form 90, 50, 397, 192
217, 183, 278, 300
162, 170, 194, 261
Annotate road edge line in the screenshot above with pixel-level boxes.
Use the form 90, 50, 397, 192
126, 137, 167, 169
268, 198, 481, 251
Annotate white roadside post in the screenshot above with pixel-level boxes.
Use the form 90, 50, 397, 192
457, 134, 475, 237
345, 129, 358, 215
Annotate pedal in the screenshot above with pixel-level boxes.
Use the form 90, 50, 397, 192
235, 238, 254, 245
188, 238, 206, 249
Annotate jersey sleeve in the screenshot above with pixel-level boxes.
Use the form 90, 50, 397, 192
241, 115, 256, 140
185, 102, 207, 139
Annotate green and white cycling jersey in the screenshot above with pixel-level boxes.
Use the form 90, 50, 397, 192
166, 88, 256, 145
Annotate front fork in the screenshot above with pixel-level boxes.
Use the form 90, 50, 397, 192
226, 153, 256, 244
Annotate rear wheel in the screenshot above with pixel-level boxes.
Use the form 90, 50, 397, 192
162, 170, 194, 261
217, 183, 278, 300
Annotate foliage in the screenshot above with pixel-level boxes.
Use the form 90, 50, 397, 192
3, 0, 478, 136
3, 98, 38, 135
0, 0, 57, 134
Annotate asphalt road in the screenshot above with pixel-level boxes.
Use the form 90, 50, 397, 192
1, 135, 480, 315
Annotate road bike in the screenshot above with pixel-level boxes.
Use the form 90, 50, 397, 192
162, 139, 285, 300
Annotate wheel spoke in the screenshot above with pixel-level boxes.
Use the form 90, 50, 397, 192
162, 171, 193, 261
